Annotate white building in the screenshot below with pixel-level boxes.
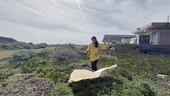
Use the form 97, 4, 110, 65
134, 22, 170, 45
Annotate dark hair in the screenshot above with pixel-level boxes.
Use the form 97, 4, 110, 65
91, 36, 99, 48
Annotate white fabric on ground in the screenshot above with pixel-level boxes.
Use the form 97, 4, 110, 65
68, 65, 117, 83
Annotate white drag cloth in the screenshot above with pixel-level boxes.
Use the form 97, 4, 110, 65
68, 65, 117, 83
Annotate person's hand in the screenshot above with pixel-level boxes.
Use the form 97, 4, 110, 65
108, 46, 115, 50
84, 51, 87, 56
108, 46, 112, 49
85, 51, 90, 56
107, 45, 113, 49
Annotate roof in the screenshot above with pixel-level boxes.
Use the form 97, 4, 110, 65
102, 35, 135, 42
134, 22, 170, 34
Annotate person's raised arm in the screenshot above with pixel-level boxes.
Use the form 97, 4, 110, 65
99, 44, 114, 50
99, 44, 107, 50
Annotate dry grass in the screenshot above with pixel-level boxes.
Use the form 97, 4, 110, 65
0, 47, 50, 59
0, 50, 16, 59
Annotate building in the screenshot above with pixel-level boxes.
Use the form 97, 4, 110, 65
134, 22, 170, 45
102, 35, 135, 44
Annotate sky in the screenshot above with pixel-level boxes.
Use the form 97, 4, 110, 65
0, 0, 170, 44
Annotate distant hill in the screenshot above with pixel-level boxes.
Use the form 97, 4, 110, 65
0, 36, 17, 44
0, 36, 48, 50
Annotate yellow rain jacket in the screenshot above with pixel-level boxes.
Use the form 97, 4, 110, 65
86, 43, 107, 62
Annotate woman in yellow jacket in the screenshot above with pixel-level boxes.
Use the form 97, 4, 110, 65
86, 36, 109, 71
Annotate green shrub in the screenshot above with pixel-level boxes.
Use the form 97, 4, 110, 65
54, 84, 74, 96
140, 82, 156, 96
69, 76, 124, 96
35, 43, 48, 48
1, 44, 169, 96
10, 51, 35, 62
43, 44, 85, 61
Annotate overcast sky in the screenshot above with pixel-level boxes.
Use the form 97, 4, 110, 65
0, 0, 170, 44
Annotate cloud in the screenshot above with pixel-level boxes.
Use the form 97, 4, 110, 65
0, 0, 170, 44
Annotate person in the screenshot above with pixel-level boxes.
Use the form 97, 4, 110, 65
86, 36, 110, 71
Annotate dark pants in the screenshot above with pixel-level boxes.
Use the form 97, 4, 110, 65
91, 60, 98, 71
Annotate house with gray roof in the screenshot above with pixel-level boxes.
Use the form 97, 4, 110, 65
134, 22, 170, 45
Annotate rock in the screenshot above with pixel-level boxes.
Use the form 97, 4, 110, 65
68, 65, 117, 83
157, 73, 169, 84
157, 73, 168, 79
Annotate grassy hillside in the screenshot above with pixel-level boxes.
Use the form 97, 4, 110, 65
0, 36, 17, 44
0, 44, 170, 96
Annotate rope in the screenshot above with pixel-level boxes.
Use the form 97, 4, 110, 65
113, 47, 118, 65
105, 47, 118, 65
106, 48, 112, 65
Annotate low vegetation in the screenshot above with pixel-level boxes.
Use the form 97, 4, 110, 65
0, 44, 170, 96
0, 42, 48, 50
